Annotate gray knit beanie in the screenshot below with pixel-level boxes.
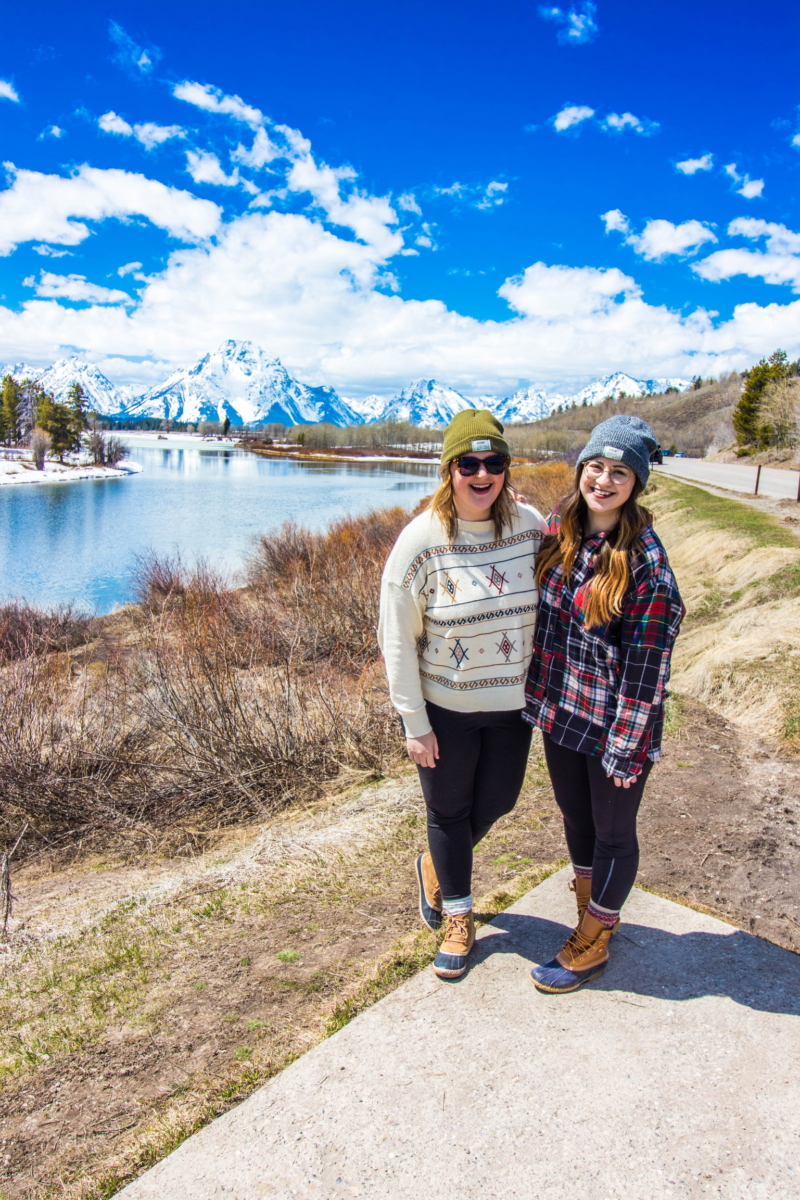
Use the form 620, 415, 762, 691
577, 414, 658, 487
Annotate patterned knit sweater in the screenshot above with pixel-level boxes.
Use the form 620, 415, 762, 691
378, 504, 547, 737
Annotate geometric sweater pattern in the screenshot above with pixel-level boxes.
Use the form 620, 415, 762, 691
378, 504, 547, 737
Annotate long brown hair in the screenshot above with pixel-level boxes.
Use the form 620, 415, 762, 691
428, 460, 516, 542
535, 464, 653, 628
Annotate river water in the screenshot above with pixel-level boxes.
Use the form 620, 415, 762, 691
0, 437, 439, 614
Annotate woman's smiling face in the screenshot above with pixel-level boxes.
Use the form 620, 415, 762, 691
449, 451, 506, 521
579, 456, 636, 531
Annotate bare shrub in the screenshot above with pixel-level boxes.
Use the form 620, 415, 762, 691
512, 460, 574, 516
28, 427, 51, 471
0, 516, 412, 853
86, 429, 129, 467
247, 507, 411, 668
0, 601, 92, 664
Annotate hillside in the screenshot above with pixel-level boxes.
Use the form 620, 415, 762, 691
503, 374, 742, 458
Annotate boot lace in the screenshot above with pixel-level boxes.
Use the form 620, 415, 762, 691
558, 926, 596, 966
444, 913, 471, 949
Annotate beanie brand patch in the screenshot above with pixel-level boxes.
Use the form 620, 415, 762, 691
471, 439, 492, 451
603, 445, 624, 459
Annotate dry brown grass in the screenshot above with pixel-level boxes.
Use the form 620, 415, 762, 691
647, 475, 800, 750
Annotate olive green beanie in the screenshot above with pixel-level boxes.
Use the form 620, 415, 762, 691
440, 408, 509, 465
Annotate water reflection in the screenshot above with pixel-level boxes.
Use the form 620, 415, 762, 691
0, 445, 438, 614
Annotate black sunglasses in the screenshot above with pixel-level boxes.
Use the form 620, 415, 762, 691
455, 454, 508, 477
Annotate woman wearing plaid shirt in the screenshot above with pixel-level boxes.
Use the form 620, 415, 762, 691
523, 415, 684, 994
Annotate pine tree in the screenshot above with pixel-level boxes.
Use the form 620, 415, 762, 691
67, 382, 89, 452
36, 391, 74, 461
733, 350, 796, 448
1, 375, 21, 444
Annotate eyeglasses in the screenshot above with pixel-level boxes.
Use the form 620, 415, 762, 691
583, 460, 634, 486
455, 454, 508, 476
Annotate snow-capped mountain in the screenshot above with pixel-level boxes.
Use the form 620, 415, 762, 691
3, 356, 125, 414
123, 341, 361, 426
3, 348, 692, 428
2, 361, 39, 382
370, 373, 690, 428
370, 379, 477, 427
495, 386, 565, 424
346, 394, 386, 422
566, 373, 690, 408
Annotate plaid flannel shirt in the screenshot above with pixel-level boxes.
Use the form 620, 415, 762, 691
523, 514, 684, 779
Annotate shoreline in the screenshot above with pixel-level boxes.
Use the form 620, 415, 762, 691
0, 456, 142, 488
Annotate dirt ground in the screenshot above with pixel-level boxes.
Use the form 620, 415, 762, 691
2, 693, 799, 1200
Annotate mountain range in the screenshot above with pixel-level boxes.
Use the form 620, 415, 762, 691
2, 341, 691, 428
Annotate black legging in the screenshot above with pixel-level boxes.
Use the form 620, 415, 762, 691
417, 702, 532, 900
542, 732, 653, 912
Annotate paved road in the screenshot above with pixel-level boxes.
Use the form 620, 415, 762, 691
115, 868, 800, 1200
657, 457, 800, 500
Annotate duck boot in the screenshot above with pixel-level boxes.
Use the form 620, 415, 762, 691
432, 910, 475, 979
415, 852, 443, 931
569, 877, 621, 935
531, 912, 616, 994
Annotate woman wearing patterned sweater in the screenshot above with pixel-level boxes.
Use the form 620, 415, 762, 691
379, 409, 547, 979
524, 414, 684, 994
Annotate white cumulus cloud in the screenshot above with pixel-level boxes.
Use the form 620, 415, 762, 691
676, 153, 713, 174
602, 210, 717, 260
694, 218, 800, 291
2, 77, 799, 395
538, 2, 598, 44
431, 180, 508, 210
186, 150, 248, 189
30, 272, 133, 305
0, 164, 221, 255
173, 81, 264, 127
231, 128, 282, 168
602, 112, 659, 135
99, 111, 134, 136
98, 112, 184, 150
397, 192, 422, 215
553, 104, 595, 132
723, 163, 764, 199
0, 80, 20, 103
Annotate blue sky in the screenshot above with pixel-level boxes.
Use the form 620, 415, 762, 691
1, 0, 799, 398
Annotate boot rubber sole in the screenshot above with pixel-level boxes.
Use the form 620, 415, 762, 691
531, 965, 606, 994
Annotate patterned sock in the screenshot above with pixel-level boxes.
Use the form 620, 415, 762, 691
587, 899, 620, 928
572, 863, 593, 880
442, 895, 473, 916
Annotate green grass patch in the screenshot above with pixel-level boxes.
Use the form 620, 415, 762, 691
276, 949, 302, 963
654, 477, 797, 548
663, 692, 687, 739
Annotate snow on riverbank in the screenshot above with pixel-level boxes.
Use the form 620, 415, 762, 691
0, 453, 142, 487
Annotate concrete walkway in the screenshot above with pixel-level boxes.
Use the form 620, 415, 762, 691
114, 868, 800, 1200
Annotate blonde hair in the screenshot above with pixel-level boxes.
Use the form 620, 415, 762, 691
535, 464, 652, 628
428, 460, 516, 542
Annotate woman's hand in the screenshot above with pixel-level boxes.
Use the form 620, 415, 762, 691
510, 489, 528, 504
607, 770, 638, 789
406, 731, 439, 769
